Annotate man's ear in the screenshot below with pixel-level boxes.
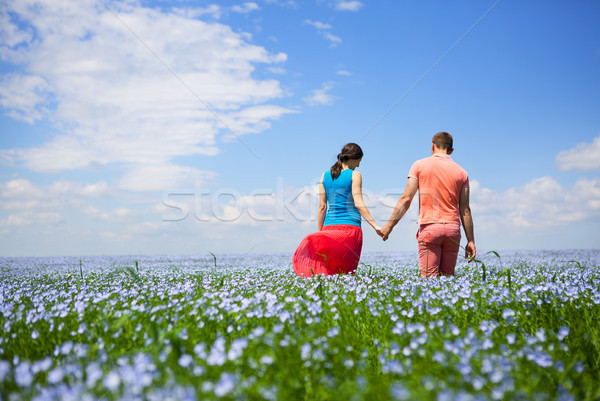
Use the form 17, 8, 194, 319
448, 148, 454, 155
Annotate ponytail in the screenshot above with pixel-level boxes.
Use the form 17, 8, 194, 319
330, 156, 344, 180
329, 143, 364, 180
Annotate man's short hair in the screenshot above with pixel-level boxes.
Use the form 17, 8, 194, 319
432, 132, 453, 151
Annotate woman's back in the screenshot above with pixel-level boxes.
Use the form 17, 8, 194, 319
322, 169, 361, 227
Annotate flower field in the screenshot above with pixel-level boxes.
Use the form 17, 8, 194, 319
1, 250, 599, 400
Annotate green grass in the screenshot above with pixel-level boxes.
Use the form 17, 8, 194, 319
0, 251, 599, 400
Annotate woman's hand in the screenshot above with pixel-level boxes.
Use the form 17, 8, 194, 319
379, 223, 392, 241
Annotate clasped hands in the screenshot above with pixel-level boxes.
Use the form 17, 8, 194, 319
374, 223, 392, 241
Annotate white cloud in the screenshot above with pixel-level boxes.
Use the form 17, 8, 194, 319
268, 66, 287, 74
0, 178, 44, 199
0, 211, 62, 227
0, 10, 33, 48
0, 178, 112, 200
0, 74, 51, 123
84, 205, 139, 222
263, 0, 298, 6
173, 5, 222, 19
471, 176, 600, 231
305, 20, 332, 30
555, 134, 600, 171
304, 19, 342, 46
304, 83, 336, 106
48, 180, 113, 198
323, 32, 342, 46
232, 2, 260, 14
0, 0, 291, 187
336, 69, 352, 76
222, 105, 298, 139
0, 178, 114, 212
119, 164, 217, 192
334, 1, 363, 12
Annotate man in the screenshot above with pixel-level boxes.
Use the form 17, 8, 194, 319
379, 132, 475, 277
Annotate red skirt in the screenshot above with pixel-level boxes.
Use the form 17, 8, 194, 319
293, 224, 363, 277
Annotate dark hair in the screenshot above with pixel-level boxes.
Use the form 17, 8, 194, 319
330, 143, 364, 179
432, 132, 453, 151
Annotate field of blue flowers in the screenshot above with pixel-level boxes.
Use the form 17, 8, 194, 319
1, 250, 599, 400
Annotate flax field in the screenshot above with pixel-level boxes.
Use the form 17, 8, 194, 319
1, 250, 599, 400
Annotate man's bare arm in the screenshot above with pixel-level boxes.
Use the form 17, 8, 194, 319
459, 186, 476, 261
380, 178, 418, 240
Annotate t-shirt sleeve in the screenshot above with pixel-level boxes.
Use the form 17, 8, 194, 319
463, 172, 470, 188
408, 160, 419, 181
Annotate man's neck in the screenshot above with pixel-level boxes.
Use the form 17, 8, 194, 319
431, 144, 452, 156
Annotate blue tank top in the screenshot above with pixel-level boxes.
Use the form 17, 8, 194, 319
323, 169, 361, 227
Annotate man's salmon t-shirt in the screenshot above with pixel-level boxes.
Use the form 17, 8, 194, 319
408, 154, 469, 225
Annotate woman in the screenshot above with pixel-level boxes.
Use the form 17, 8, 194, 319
293, 143, 381, 276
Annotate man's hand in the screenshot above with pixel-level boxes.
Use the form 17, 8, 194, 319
465, 241, 476, 262
379, 223, 392, 241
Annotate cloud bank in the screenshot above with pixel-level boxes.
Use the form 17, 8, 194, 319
0, 0, 293, 190
555, 133, 600, 172
1, 171, 599, 255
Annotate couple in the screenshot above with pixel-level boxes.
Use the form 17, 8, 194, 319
293, 132, 476, 278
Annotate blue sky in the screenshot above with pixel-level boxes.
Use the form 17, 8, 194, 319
1, 0, 599, 257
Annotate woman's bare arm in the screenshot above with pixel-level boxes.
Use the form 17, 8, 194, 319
352, 170, 380, 231
318, 173, 327, 231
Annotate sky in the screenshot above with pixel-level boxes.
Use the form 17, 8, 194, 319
0, 0, 599, 257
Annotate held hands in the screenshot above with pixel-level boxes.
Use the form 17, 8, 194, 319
375, 223, 392, 241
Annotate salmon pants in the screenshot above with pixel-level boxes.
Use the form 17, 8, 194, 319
417, 223, 461, 277
293, 224, 363, 277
